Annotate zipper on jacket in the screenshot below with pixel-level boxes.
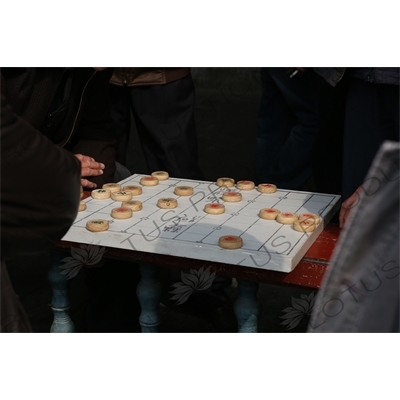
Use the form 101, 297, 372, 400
46, 68, 71, 128
46, 101, 68, 128
60, 70, 97, 148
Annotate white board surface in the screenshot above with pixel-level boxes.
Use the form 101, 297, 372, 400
62, 174, 341, 273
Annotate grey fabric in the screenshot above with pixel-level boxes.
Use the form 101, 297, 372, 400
308, 141, 400, 332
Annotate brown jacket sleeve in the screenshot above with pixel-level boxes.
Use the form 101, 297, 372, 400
1, 93, 81, 259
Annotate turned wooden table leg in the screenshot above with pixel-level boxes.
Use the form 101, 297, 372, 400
48, 251, 75, 333
137, 263, 161, 333
234, 279, 261, 333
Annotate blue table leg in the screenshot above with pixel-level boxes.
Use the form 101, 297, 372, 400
234, 279, 261, 333
48, 251, 75, 333
137, 263, 161, 333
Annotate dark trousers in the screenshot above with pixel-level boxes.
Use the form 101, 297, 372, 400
254, 67, 320, 190
342, 78, 400, 200
110, 74, 204, 180
312, 76, 349, 196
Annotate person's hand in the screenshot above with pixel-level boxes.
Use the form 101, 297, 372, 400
286, 67, 307, 78
74, 154, 105, 189
339, 186, 363, 228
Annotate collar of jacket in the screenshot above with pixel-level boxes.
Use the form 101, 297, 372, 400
313, 67, 346, 87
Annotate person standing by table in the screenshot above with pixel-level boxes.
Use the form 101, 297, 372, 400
313, 67, 400, 227
1, 90, 81, 333
1, 67, 117, 332
1, 67, 116, 188
109, 67, 204, 180
254, 67, 321, 190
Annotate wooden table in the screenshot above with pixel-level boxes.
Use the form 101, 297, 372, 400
50, 221, 341, 333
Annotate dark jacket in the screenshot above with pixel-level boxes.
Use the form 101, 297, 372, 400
314, 67, 399, 87
349, 67, 399, 85
110, 67, 191, 87
1, 68, 116, 186
1, 92, 81, 259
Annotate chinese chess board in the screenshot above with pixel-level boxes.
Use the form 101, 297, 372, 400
62, 174, 341, 273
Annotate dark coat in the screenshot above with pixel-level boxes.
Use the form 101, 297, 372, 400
1, 67, 117, 259
1, 91, 81, 259
1, 68, 116, 187
350, 67, 399, 85
314, 67, 399, 87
